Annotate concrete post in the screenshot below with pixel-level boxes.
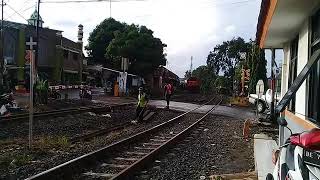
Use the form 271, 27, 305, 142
77, 24, 83, 84
271, 49, 276, 121
0, 0, 4, 91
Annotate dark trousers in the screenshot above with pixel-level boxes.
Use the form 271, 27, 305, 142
165, 94, 171, 107
136, 106, 145, 121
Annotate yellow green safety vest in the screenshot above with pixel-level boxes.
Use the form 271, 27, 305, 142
138, 93, 147, 107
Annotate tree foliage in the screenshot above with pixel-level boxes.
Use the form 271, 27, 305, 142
206, 37, 250, 90
86, 18, 167, 76
247, 43, 267, 93
192, 65, 217, 94
86, 18, 125, 66
206, 37, 267, 94
106, 24, 167, 75
184, 70, 191, 79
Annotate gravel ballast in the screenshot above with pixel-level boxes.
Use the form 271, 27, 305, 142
0, 109, 183, 179
136, 115, 256, 180
0, 105, 136, 140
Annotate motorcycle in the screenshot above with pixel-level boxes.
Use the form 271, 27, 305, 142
0, 92, 14, 106
49, 89, 61, 100
266, 117, 320, 180
79, 88, 92, 100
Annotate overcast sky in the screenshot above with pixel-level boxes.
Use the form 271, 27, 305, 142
4, 0, 281, 77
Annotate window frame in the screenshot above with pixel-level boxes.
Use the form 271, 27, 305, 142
288, 36, 299, 112
308, 9, 320, 123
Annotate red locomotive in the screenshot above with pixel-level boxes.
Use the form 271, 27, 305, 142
186, 77, 200, 92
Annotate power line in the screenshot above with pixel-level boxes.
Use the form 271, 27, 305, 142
5, 4, 35, 21
5, 3, 28, 21
41, 0, 147, 3
199, 0, 257, 8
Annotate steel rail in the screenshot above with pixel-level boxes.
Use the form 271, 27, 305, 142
112, 99, 222, 179
26, 97, 218, 180
0, 103, 134, 123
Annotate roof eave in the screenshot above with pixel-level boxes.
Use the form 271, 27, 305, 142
256, 0, 278, 48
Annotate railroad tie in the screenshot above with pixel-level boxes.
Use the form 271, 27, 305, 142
101, 163, 129, 169
114, 157, 140, 162
153, 135, 170, 139
142, 142, 162, 146
134, 146, 155, 150
149, 138, 167, 142
143, 112, 155, 121
83, 172, 115, 178
125, 151, 148, 156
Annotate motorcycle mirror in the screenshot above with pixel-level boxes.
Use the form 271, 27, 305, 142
277, 117, 288, 127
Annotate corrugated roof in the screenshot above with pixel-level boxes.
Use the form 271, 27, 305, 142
0, 20, 62, 32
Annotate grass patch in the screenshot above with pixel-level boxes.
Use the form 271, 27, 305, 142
0, 153, 33, 169
37, 136, 70, 150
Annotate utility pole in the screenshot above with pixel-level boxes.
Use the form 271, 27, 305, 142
0, 0, 4, 92
29, 0, 41, 149
109, 0, 112, 18
190, 56, 193, 76
270, 48, 276, 122
35, 0, 40, 74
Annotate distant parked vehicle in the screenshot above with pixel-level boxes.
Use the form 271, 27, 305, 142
186, 77, 200, 92
248, 89, 280, 113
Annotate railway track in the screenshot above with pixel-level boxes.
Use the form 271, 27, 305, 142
0, 103, 134, 123
26, 98, 221, 180
69, 121, 133, 143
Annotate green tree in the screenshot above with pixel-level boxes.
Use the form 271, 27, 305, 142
184, 70, 191, 79
207, 37, 250, 91
106, 24, 167, 76
248, 43, 267, 93
206, 37, 268, 94
192, 65, 217, 94
87, 18, 167, 76
86, 18, 125, 66
214, 76, 228, 88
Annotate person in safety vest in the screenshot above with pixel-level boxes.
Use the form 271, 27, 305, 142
164, 81, 173, 109
132, 87, 148, 124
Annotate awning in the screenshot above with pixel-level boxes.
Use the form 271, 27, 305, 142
256, 0, 320, 48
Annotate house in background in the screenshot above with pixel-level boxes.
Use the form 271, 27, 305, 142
145, 66, 179, 96
256, 0, 320, 141
2, 9, 84, 91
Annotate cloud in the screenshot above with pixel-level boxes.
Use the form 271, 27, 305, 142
5, 0, 263, 78
225, 25, 236, 33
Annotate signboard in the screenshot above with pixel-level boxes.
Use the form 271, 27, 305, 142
241, 69, 250, 81
25, 50, 32, 65
121, 58, 129, 71
256, 80, 264, 96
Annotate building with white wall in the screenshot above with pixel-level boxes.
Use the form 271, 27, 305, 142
256, 0, 320, 138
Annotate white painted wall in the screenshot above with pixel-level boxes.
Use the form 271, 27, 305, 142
281, 42, 290, 98
295, 19, 309, 119
281, 19, 311, 143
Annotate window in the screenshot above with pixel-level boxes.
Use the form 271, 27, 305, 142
63, 50, 68, 59
288, 36, 298, 112
73, 52, 78, 60
308, 9, 320, 123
